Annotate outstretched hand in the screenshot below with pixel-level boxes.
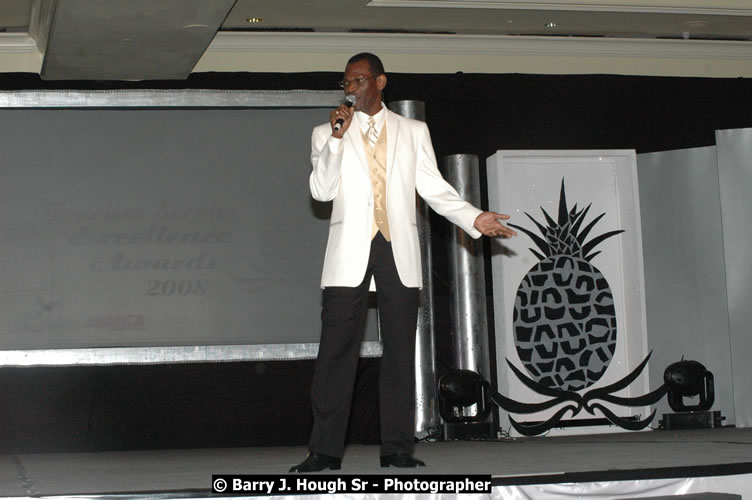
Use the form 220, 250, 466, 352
473, 211, 517, 238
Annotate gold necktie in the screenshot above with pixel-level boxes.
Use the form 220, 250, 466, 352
366, 117, 378, 147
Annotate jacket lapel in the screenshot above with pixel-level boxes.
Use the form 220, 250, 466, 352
385, 109, 399, 184
344, 121, 368, 174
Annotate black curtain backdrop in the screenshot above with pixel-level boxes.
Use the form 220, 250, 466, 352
1, 71, 751, 452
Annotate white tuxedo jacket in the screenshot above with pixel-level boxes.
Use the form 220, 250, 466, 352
310, 107, 482, 288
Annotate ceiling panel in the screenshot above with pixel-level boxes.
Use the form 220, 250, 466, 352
0, 0, 750, 80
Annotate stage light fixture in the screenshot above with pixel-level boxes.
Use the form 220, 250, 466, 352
663, 360, 715, 412
438, 369, 491, 424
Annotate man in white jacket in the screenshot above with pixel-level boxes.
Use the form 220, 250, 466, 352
290, 53, 516, 473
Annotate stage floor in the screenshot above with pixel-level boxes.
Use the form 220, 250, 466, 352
2, 427, 752, 497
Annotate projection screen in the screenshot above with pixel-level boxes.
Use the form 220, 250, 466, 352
0, 90, 382, 365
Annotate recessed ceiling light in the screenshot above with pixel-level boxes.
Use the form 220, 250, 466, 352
545, 22, 558, 29
684, 20, 709, 28
246, 17, 263, 24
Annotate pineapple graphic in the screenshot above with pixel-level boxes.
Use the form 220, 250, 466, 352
509, 180, 624, 392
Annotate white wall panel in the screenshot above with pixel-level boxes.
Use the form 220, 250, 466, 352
636, 146, 735, 425
716, 128, 752, 428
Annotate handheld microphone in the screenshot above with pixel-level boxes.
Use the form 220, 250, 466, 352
333, 95, 357, 131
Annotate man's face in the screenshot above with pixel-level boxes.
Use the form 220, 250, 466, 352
342, 59, 386, 115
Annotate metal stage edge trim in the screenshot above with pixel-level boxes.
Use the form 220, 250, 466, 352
0, 341, 384, 367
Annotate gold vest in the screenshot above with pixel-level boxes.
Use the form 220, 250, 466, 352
362, 122, 390, 241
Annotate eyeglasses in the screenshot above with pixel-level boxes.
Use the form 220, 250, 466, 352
339, 75, 376, 89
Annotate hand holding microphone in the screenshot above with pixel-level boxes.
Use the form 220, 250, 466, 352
331, 95, 356, 136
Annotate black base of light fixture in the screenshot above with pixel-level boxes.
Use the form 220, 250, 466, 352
442, 421, 497, 441
659, 410, 725, 430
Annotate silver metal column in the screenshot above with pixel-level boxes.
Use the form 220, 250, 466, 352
441, 154, 493, 418
387, 100, 439, 438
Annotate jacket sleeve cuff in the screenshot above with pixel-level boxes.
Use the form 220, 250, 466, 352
327, 135, 344, 153
466, 209, 484, 239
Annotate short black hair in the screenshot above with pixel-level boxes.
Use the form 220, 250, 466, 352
347, 52, 385, 76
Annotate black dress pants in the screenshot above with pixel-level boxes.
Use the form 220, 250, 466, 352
308, 232, 419, 458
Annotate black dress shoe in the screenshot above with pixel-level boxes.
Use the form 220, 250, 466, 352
289, 452, 342, 473
380, 453, 426, 468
